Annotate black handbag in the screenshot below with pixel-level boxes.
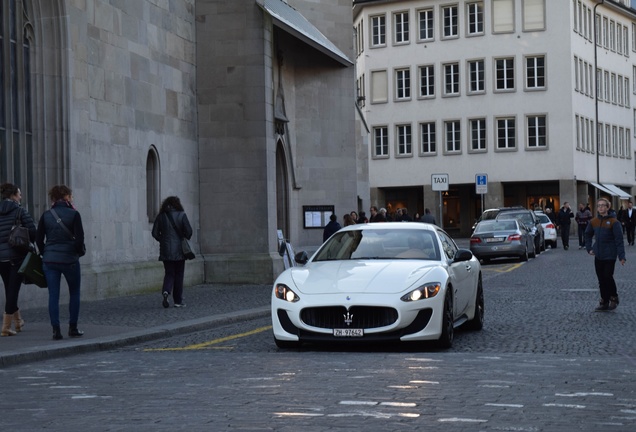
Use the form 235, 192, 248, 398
8, 209, 31, 253
50, 208, 86, 257
166, 212, 195, 260
18, 252, 47, 288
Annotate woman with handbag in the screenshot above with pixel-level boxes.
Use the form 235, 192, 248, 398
152, 196, 193, 308
0, 183, 37, 336
36, 185, 86, 340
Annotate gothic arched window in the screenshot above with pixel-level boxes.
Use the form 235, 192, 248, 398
146, 146, 161, 222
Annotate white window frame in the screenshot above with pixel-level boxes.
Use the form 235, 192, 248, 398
444, 120, 462, 154
466, 2, 484, 36
527, 114, 547, 149
395, 67, 411, 101
441, 4, 459, 39
495, 116, 517, 151
420, 122, 437, 155
370, 14, 386, 47
495, 57, 515, 92
492, 0, 514, 34
396, 124, 413, 157
467, 59, 485, 94
373, 126, 389, 158
443, 62, 460, 97
394, 11, 410, 45
371, 70, 388, 104
522, 0, 545, 32
418, 8, 434, 42
419, 64, 435, 98
525, 55, 545, 90
468, 118, 487, 153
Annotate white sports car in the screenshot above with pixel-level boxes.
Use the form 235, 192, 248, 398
271, 222, 484, 349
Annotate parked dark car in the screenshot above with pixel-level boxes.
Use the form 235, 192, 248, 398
470, 219, 535, 262
495, 209, 544, 253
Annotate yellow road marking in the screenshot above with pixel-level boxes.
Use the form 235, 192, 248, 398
483, 262, 524, 273
144, 325, 272, 352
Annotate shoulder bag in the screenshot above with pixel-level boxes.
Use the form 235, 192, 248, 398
50, 208, 86, 257
8, 208, 31, 253
165, 211, 195, 260
18, 251, 47, 288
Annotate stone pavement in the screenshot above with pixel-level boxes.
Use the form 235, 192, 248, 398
0, 284, 272, 368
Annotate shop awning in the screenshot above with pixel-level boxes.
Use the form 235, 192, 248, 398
589, 182, 616, 197
602, 183, 632, 200
256, 0, 353, 66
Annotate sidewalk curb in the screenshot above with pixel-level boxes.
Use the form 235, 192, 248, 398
0, 306, 270, 368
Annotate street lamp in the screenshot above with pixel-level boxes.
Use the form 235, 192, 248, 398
593, 0, 605, 202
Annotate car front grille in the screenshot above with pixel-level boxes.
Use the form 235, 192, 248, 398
300, 306, 398, 329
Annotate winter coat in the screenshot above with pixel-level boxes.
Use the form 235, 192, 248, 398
36, 201, 85, 264
557, 207, 574, 226
152, 209, 193, 261
585, 214, 625, 261
0, 199, 37, 262
322, 220, 341, 242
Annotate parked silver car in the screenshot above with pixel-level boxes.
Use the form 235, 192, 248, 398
495, 209, 545, 253
470, 219, 536, 262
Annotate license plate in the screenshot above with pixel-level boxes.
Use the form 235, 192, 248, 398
486, 237, 504, 243
333, 328, 364, 337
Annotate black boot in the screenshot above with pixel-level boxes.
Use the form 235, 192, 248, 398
68, 324, 84, 338
52, 325, 63, 340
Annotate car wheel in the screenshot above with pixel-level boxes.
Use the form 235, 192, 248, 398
541, 236, 546, 252
436, 290, 454, 349
465, 275, 484, 331
274, 337, 301, 349
529, 241, 536, 258
520, 247, 528, 261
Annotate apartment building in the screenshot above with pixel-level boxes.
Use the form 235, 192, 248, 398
354, 0, 636, 236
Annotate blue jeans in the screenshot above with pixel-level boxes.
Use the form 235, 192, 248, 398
43, 261, 81, 327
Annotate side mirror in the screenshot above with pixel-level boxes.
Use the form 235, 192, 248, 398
454, 248, 473, 263
294, 251, 309, 265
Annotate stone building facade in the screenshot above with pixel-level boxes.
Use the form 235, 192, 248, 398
2, 0, 365, 307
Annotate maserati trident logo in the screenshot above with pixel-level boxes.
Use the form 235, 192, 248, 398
343, 311, 353, 326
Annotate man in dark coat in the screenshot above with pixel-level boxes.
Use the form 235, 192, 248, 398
420, 208, 437, 225
557, 202, 574, 250
621, 200, 636, 246
322, 214, 341, 242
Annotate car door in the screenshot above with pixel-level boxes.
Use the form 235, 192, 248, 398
439, 231, 472, 317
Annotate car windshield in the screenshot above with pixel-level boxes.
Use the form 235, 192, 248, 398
475, 220, 517, 233
313, 229, 441, 261
536, 214, 550, 224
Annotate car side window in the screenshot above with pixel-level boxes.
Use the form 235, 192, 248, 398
438, 231, 458, 260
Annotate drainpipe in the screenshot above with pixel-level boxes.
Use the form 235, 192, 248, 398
593, 0, 605, 202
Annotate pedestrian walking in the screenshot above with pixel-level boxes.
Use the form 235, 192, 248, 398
152, 196, 193, 309
621, 200, 636, 246
322, 214, 341, 242
0, 183, 37, 336
575, 203, 592, 249
369, 206, 386, 223
36, 185, 86, 340
557, 202, 574, 250
585, 198, 626, 311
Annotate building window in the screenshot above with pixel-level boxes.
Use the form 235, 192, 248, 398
444, 120, 461, 153
371, 70, 388, 103
394, 11, 409, 44
496, 117, 516, 150
146, 147, 161, 222
467, 2, 484, 36
395, 68, 411, 100
396, 124, 412, 156
373, 126, 389, 157
527, 115, 547, 149
419, 65, 435, 98
442, 5, 459, 39
495, 57, 515, 91
469, 118, 487, 152
356, 74, 365, 108
356, 20, 364, 56
605, 124, 611, 155
443, 63, 460, 96
418, 8, 434, 41
523, 0, 545, 31
525, 55, 545, 90
371, 15, 386, 47
493, 0, 514, 33
598, 121, 604, 155
0, 0, 33, 208
468, 59, 485, 94
420, 122, 436, 154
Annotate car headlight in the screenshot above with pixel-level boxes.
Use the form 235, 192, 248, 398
274, 284, 300, 302
401, 282, 441, 302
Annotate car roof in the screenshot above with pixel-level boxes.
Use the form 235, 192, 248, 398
338, 221, 437, 233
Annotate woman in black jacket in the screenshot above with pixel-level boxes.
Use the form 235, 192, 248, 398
152, 196, 193, 308
0, 183, 37, 336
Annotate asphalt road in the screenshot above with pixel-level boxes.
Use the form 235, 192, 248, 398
2, 243, 635, 431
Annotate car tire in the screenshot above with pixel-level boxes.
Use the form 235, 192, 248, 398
541, 237, 546, 252
529, 242, 536, 258
520, 247, 528, 262
465, 276, 484, 331
274, 337, 301, 349
436, 291, 454, 349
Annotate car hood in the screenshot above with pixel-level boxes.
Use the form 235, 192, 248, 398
288, 260, 439, 294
